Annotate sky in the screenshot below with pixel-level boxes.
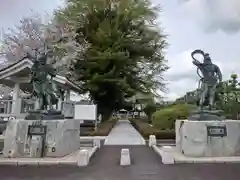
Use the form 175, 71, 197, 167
0, 0, 240, 101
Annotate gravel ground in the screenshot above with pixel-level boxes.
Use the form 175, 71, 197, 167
0, 145, 240, 180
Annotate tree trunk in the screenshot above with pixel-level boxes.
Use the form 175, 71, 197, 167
98, 105, 113, 122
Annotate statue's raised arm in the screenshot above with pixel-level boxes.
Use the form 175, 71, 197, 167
191, 49, 205, 67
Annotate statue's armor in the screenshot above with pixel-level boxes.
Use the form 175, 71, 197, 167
198, 64, 219, 86
30, 54, 59, 110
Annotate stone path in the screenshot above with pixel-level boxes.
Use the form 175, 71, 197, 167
1, 146, 240, 180
104, 120, 146, 145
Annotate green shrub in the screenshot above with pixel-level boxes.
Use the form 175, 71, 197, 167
152, 103, 196, 130
131, 119, 175, 139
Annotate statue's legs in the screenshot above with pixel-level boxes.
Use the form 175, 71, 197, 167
39, 96, 44, 110
199, 83, 208, 108
208, 84, 217, 109
46, 94, 53, 110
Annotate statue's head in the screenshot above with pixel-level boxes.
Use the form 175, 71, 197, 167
204, 53, 212, 64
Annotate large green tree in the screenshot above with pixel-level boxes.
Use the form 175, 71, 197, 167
55, 0, 168, 120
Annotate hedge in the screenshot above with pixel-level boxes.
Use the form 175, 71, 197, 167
130, 118, 175, 139
130, 104, 197, 139
152, 103, 196, 130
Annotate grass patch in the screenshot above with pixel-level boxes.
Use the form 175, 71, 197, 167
80, 118, 118, 136
130, 118, 175, 139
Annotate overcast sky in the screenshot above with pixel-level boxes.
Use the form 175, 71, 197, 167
0, 0, 240, 101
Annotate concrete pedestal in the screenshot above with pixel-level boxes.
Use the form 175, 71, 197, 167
176, 120, 240, 157
3, 119, 80, 158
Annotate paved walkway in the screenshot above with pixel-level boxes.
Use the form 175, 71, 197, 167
1, 146, 240, 180
104, 120, 146, 145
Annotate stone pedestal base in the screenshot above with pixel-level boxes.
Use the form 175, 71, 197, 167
3, 119, 80, 158
188, 109, 225, 121
24, 109, 65, 120
176, 120, 240, 157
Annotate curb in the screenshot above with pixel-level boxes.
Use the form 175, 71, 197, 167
89, 146, 98, 158
0, 146, 99, 167
77, 146, 99, 166
152, 145, 175, 164
0, 160, 77, 166
174, 158, 240, 164
152, 145, 240, 164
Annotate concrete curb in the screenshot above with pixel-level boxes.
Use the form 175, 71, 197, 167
174, 156, 240, 164
0, 159, 76, 166
152, 145, 240, 164
77, 146, 99, 167
89, 146, 98, 159
152, 145, 175, 164
0, 135, 107, 142
0, 146, 99, 167
80, 136, 107, 140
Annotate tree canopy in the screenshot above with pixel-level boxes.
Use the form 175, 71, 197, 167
55, 0, 168, 120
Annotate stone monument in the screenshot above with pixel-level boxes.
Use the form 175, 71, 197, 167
3, 47, 80, 158
3, 119, 80, 158
176, 50, 240, 157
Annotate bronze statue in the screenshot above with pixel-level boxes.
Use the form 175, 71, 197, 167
28, 51, 60, 111
191, 50, 222, 110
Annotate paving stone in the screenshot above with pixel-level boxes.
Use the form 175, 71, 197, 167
104, 120, 146, 145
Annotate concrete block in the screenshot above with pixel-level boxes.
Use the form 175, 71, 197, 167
176, 120, 240, 157
3, 119, 81, 158
120, 148, 131, 166
149, 135, 157, 147
161, 147, 174, 164
77, 149, 89, 167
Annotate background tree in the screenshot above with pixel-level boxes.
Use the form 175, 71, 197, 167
143, 102, 157, 123
55, 0, 168, 121
217, 74, 240, 119
0, 14, 80, 98
0, 15, 77, 76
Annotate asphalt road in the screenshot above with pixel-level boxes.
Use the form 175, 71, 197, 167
0, 145, 240, 180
